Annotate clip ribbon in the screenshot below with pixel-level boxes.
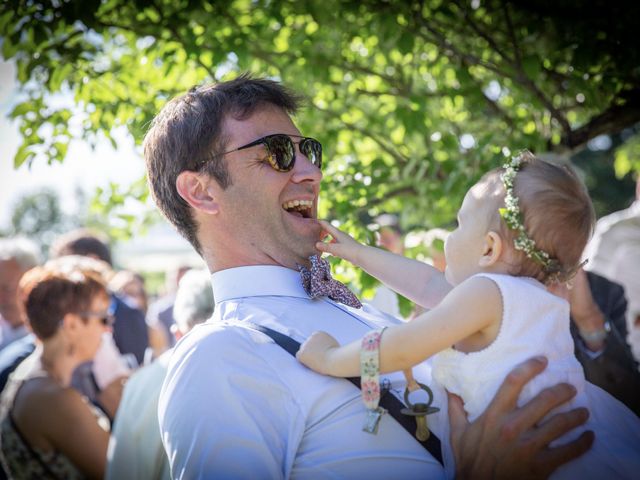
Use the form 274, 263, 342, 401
360, 327, 387, 409
360, 327, 388, 434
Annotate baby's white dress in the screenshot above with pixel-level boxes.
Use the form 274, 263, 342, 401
431, 273, 640, 479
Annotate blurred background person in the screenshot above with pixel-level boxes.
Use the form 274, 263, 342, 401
404, 228, 449, 321
584, 176, 640, 361
367, 214, 404, 318
106, 269, 213, 480
145, 265, 191, 357
0, 238, 40, 393
556, 269, 640, 415
0, 238, 39, 350
43, 252, 133, 420
109, 270, 149, 315
0, 263, 121, 479
50, 229, 149, 366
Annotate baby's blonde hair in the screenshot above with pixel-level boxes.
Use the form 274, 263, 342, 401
481, 151, 595, 284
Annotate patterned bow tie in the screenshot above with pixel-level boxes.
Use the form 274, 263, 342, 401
297, 255, 362, 309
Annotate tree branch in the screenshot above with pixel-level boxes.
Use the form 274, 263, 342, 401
312, 101, 411, 166
516, 72, 572, 135
501, 0, 522, 67
349, 123, 411, 166
414, 16, 512, 79
481, 91, 516, 128
416, 10, 571, 138
362, 185, 419, 209
563, 88, 640, 149
454, 0, 514, 63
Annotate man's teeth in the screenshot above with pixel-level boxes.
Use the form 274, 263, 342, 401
282, 199, 313, 211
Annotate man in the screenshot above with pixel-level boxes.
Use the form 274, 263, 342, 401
0, 237, 39, 350
107, 269, 214, 480
565, 269, 640, 415
583, 176, 640, 361
147, 76, 592, 478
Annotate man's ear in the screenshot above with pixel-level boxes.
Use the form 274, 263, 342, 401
176, 171, 220, 215
61, 313, 81, 337
479, 231, 503, 267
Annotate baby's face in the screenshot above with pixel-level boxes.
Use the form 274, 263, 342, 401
444, 182, 497, 285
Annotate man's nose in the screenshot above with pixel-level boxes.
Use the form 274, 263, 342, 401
290, 149, 322, 184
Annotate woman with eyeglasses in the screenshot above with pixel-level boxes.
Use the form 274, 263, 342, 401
0, 265, 115, 479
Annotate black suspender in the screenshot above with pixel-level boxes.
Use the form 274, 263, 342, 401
245, 323, 443, 465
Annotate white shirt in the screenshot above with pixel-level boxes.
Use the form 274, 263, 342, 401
368, 284, 402, 319
107, 352, 171, 480
0, 315, 28, 351
158, 265, 446, 480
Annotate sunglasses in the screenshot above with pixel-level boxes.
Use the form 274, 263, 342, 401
80, 311, 115, 327
201, 134, 322, 172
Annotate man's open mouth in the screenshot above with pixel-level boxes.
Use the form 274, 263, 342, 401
282, 199, 313, 219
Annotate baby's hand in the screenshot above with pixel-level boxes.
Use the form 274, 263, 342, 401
296, 331, 340, 375
316, 220, 365, 265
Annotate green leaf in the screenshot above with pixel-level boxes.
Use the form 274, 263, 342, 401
9, 102, 34, 119
14, 144, 35, 168
397, 32, 414, 54
0, 10, 14, 34
1, 31, 18, 58
521, 54, 541, 80
53, 141, 68, 159
49, 63, 74, 91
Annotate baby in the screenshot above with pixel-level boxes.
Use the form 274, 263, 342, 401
298, 152, 640, 478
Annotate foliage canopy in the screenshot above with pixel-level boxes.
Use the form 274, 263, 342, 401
3, 0, 640, 308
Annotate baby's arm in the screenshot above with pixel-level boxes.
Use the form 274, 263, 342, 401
316, 220, 452, 308
297, 276, 501, 377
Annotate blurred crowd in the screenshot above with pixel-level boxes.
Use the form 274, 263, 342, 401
0, 229, 213, 479
0, 179, 638, 478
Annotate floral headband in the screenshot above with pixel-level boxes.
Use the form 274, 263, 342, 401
499, 154, 584, 284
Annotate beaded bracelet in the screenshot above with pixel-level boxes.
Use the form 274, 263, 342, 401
361, 327, 387, 434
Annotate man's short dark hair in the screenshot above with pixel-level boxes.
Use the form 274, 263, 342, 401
143, 74, 303, 254
50, 229, 112, 266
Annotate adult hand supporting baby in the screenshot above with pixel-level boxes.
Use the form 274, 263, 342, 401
449, 356, 594, 479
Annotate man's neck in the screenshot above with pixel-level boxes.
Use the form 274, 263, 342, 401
202, 247, 309, 273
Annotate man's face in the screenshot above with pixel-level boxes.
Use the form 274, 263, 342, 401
0, 259, 27, 326
211, 105, 323, 269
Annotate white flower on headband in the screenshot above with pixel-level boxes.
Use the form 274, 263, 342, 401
499, 155, 559, 274
498, 153, 588, 284
68, 271, 86, 283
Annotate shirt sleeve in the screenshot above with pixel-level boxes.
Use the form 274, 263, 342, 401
158, 325, 305, 479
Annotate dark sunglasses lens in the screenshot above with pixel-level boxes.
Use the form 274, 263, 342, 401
265, 135, 295, 171
300, 139, 322, 169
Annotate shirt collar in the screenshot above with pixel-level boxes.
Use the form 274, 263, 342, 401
211, 265, 309, 304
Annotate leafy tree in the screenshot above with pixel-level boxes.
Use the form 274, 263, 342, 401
3, 188, 76, 255
2, 185, 158, 259
2, 0, 639, 302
